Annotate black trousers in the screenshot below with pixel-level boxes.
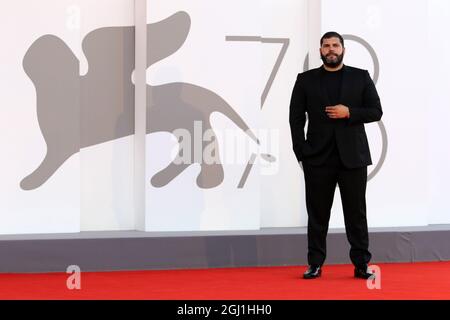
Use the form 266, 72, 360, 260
302, 151, 372, 267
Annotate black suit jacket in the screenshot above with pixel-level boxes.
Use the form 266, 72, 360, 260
289, 65, 383, 168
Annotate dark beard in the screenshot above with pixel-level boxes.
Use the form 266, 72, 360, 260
320, 52, 344, 68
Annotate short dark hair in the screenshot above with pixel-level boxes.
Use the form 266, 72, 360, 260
320, 31, 344, 47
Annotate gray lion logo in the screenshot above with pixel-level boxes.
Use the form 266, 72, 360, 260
21, 11, 260, 190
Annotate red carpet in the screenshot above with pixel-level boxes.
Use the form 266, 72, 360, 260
0, 261, 449, 300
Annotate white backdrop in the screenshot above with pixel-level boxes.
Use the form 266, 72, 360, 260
0, 0, 81, 234
0, 0, 136, 234
1, 0, 449, 235
322, 0, 430, 227
78, 0, 135, 231
321, 0, 450, 227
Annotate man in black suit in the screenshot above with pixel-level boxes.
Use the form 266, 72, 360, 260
289, 31, 383, 279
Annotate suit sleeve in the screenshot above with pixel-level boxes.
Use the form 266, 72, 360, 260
289, 74, 307, 162
347, 70, 383, 125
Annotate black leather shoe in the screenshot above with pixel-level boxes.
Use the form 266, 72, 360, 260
303, 265, 322, 279
354, 265, 375, 279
